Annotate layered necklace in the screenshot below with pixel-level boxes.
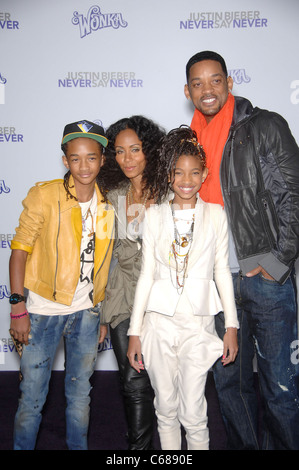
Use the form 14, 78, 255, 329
169, 203, 195, 293
126, 183, 150, 234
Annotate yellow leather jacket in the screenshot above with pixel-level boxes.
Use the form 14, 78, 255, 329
11, 176, 115, 306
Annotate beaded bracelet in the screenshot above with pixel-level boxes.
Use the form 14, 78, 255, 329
10, 310, 29, 319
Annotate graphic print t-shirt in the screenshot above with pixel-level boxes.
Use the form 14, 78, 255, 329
26, 193, 97, 315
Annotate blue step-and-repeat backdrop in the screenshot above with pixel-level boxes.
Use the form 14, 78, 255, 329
1, 0, 299, 370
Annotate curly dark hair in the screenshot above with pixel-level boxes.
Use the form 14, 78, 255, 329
97, 115, 165, 202
154, 125, 206, 203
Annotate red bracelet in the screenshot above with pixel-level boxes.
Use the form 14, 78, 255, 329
10, 310, 29, 319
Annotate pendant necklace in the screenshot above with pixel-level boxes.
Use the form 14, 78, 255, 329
171, 203, 195, 248
81, 191, 95, 237
127, 183, 150, 233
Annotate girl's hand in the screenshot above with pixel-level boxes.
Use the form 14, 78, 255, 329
222, 327, 238, 366
127, 336, 144, 373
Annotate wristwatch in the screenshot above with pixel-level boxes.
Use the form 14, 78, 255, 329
9, 293, 26, 304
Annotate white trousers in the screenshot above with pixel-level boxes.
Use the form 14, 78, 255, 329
141, 310, 223, 450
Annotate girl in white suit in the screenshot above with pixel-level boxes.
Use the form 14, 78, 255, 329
127, 126, 239, 450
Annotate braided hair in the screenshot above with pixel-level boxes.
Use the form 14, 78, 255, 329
154, 125, 206, 203
61, 143, 77, 200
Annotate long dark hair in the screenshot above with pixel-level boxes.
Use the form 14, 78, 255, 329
97, 115, 165, 202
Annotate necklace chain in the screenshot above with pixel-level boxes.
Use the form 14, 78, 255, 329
81, 192, 95, 237
127, 183, 150, 233
169, 203, 195, 293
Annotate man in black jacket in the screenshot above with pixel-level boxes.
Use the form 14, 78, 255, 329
184, 50, 299, 449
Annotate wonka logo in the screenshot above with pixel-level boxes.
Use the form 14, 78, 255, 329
0, 285, 10, 299
72, 5, 128, 38
0, 180, 10, 194
228, 69, 251, 85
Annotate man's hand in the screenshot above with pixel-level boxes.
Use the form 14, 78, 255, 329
246, 266, 275, 281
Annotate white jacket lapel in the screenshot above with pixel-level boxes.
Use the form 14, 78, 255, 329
187, 199, 207, 270
158, 201, 175, 268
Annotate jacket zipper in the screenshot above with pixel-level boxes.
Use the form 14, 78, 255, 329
92, 221, 115, 301
219, 126, 233, 201
261, 197, 277, 244
53, 200, 60, 300
220, 113, 254, 201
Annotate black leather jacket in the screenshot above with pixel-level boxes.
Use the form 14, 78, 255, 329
221, 96, 299, 284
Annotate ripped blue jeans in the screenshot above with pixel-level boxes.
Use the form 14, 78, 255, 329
14, 308, 100, 450
213, 271, 299, 450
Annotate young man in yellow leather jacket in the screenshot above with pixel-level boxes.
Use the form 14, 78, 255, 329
9, 120, 114, 450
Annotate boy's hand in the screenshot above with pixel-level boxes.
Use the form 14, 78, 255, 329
9, 249, 29, 344
10, 308, 31, 345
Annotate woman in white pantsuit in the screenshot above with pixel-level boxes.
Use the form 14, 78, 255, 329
127, 126, 239, 450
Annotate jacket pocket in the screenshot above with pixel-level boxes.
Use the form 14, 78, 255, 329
257, 190, 279, 248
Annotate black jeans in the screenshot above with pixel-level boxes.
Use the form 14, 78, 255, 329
110, 318, 155, 450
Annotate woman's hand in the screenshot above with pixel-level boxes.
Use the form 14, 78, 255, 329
127, 335, 144, 373
222, 327, 238, 366
99, 324, 108, 343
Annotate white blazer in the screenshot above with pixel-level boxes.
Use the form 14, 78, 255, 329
128, 197, 239, 336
